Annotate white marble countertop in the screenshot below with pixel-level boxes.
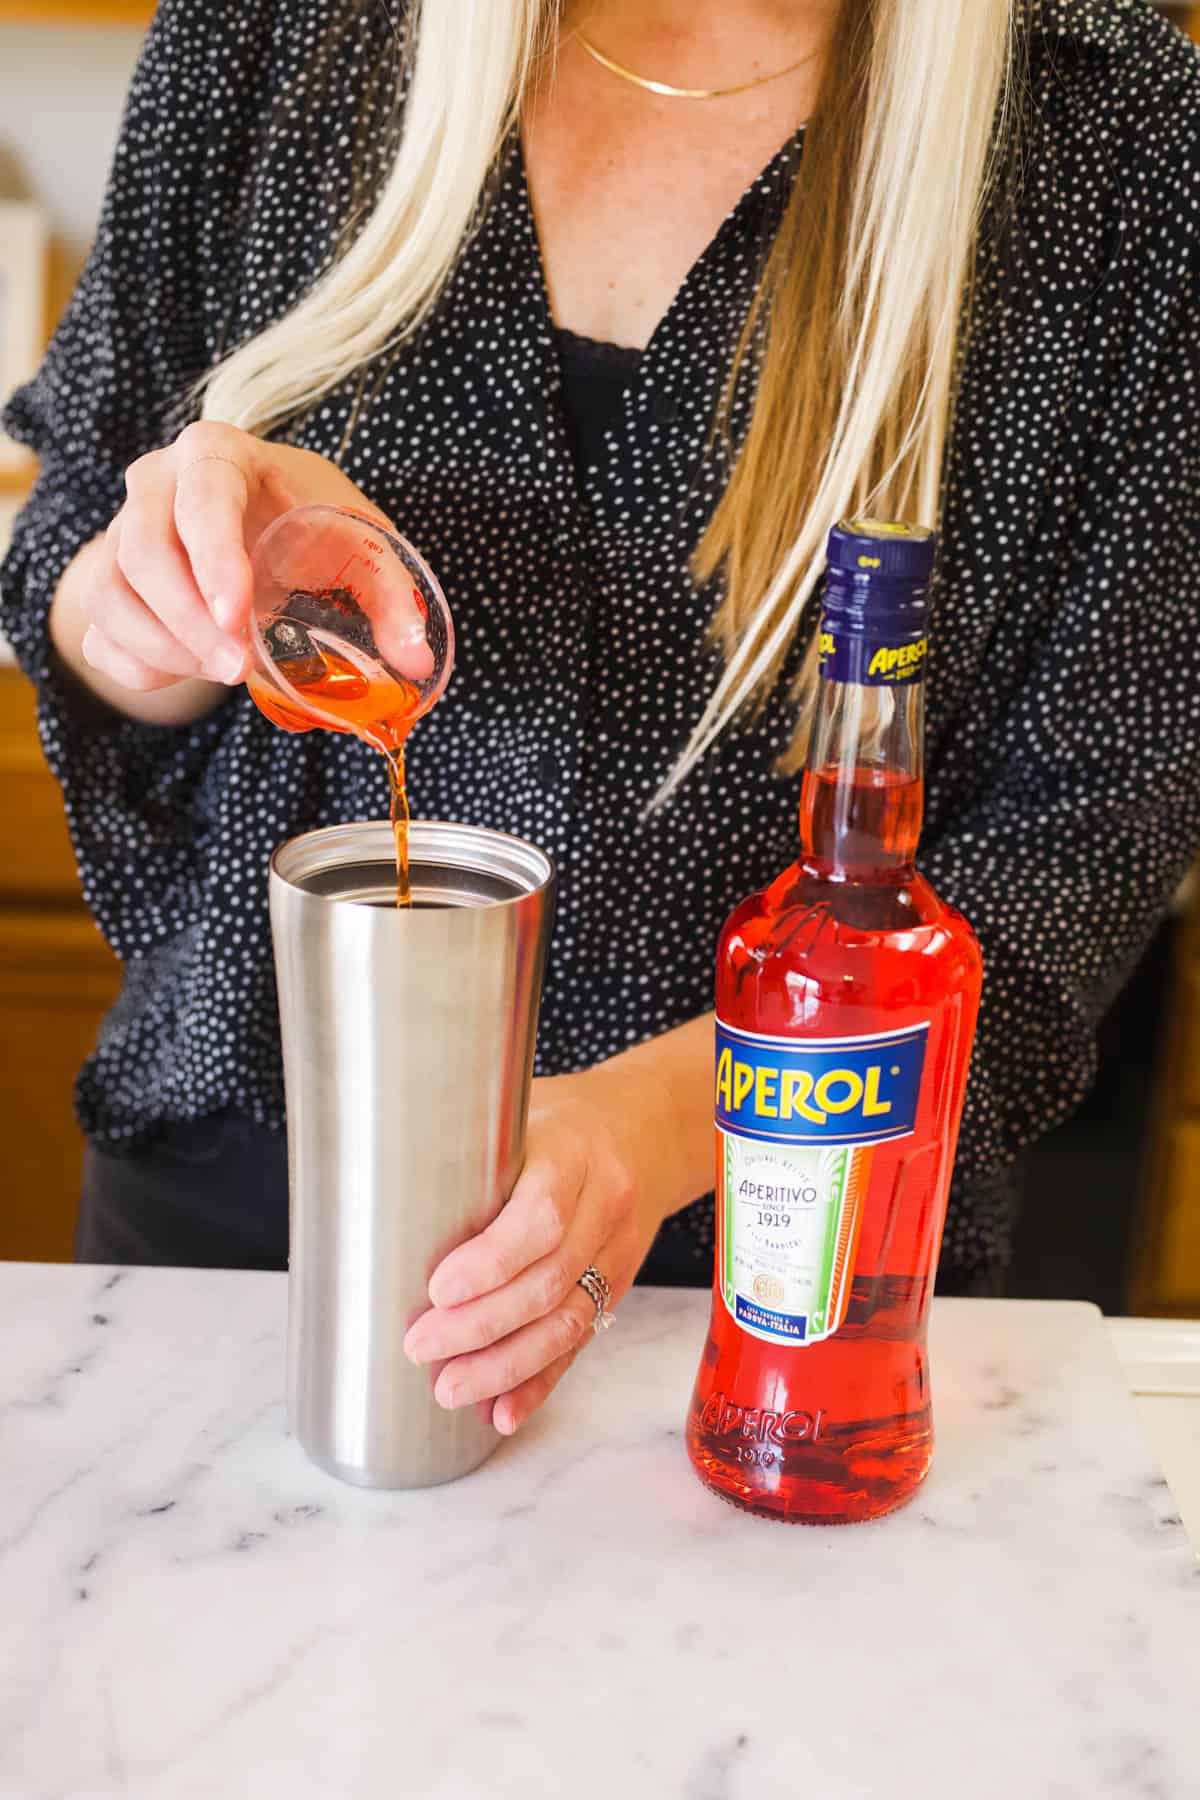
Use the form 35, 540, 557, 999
1107, 1315, 1200, 1554
1, 1265, 1197, 1800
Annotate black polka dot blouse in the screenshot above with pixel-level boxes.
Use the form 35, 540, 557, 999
2, 0, 1198, 1285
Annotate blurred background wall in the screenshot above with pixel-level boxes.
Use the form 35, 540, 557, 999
0, 20, 143, 268
1, 0, 1198, 1310
0, 5, 146, 1262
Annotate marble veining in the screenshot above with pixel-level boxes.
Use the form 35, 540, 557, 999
0, 1267, 1196, 1799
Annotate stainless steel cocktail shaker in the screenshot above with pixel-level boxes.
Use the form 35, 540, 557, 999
269, 820, 555, 1489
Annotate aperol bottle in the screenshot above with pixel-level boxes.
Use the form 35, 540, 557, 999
686, 519, 982, 1524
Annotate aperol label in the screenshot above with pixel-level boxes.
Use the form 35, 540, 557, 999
818, 628, 927, 686
714, 1021, 928, 1348
716, 1134, 871, 1347
714, 1019, 927, 1147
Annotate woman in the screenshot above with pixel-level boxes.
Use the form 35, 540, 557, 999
2, 0, 1197, 1433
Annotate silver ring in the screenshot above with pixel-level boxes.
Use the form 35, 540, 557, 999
577, 1265, 615, 1335
177, 453, 250, 484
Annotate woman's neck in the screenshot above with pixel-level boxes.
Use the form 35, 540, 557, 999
564, 0, 840, 77
527, 0, 834, 348
568, 0, 838, 33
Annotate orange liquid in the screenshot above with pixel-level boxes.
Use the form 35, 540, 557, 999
386, 747, 410, 909
248, 649, 420, 907
800, 762, 924, 878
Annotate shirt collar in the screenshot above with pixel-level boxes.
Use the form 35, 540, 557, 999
1030, 0, 1131, 52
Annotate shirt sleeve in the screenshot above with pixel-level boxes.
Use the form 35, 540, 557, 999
0, 0, 276, 958
923, 105, 1200, 1220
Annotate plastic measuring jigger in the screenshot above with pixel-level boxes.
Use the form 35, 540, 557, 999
245, 504, 454, 749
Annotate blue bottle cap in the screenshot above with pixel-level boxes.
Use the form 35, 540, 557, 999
819, 519, 936, 687
826, 518, 937, 585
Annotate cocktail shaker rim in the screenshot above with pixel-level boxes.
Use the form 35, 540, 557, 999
269, 818, 557, 914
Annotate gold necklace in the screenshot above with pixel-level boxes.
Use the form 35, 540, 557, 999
575, 29, 817, 101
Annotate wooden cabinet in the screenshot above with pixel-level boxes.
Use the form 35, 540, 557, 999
0, 659, 91, 900
1158, 1, 1200, 40
1132, 884, 1200, 1315
0, 666, 121, 1260
0, 2, 154, 23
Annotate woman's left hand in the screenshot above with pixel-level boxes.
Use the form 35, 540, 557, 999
402, 1063, 670, 1436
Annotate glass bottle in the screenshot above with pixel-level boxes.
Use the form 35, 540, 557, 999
686, 519, 983, 1524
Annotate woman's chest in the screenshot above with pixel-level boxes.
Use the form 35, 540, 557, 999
228, 60, 1135, 825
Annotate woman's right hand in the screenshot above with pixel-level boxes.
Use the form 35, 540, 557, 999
52, 422, 402, 723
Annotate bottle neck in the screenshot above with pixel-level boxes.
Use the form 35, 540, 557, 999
798, 673, 925, 882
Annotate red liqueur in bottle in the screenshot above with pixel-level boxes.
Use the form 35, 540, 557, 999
686, 519, 983, 1524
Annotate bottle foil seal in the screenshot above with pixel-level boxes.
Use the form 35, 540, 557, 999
819, 517, 935, 687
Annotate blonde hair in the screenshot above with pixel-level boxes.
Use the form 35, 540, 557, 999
202, 0, 1016, 796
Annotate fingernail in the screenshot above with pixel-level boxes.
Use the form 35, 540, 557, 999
213, 595, 239, 631
205, 644, 243, 684
404, 1331, 438, 1365
434, 1376, 461, 1410
429, 1277, 468, 1308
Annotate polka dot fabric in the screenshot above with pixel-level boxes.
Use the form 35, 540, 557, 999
2, 0, 1198, 1285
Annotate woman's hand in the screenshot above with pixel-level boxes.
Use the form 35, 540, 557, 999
50, 420, 427, 725
402, 1061, 675, 1437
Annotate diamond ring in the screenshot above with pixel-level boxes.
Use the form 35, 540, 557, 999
577, 1264, 615, 1335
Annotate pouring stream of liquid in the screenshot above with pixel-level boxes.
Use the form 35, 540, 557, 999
385, 748, 411, 909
